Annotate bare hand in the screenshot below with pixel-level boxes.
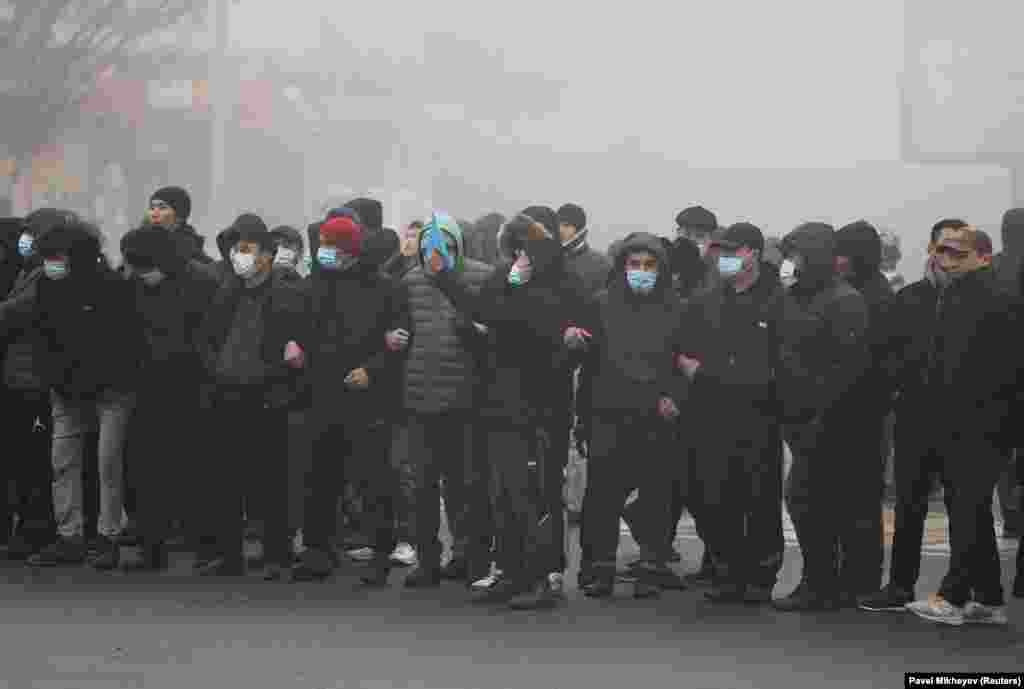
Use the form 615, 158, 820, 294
385, 328, 410, 352
657, 396, 680, 420
676, 354, 701, 380
283, 341, 305, 369
344, 368, 370, 389
563, 326, 592, 350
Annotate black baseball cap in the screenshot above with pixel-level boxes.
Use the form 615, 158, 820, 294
711, 222, 764, 253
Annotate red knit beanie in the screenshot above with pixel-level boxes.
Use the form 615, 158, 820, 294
320, 216, 363, 255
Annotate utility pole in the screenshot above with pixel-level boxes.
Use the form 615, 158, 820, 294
208, 0, 230, 234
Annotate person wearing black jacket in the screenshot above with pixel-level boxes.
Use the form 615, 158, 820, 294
680, 223, 791, 604
773, 222, 871, 611
0, 210, 78, 559
831, 220, 897, 599
117, 225, 219, 570
269, 225, 306, 282
147, 186, 215, 266
291, 214, 410, 586
434, 214, 593, 610
894, 224, 1018, 626
25, 219, 145, 570
194, 214, 308, 579
576, 232, 688, 599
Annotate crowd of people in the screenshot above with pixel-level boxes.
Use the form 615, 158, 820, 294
0, 186, 1022, 627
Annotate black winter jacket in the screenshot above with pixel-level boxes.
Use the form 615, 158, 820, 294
436, 233, 595, 425
581, 233, 688, 416
196, 270, 309, 409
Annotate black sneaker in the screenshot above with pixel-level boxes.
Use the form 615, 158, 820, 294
359, 559, 392, 587
26, 536, 86, 567
705, 583, 746, 603
743, 585, 774, 605
403, 566, 441, 589
773, 584, 839, 612
582, 574, 615, 599
508, 579, 559, 610
857, 585, 913, 612
632, 560, 687, 591
684, 563, 714, 587
471, 576, 520, 604
195, 557, 244, 577
89, 537, 121, 571
440, 557, 468, 581
291, 549, 333, 582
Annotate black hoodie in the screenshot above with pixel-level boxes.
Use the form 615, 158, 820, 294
780, 222, 870, 421
581, 232, 688, 414
435, 218, 594, 424
993, 208, 1024, 297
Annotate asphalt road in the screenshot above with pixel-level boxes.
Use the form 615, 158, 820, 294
1, 529, 1020, 689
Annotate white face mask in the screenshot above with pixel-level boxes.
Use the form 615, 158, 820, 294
780, 259, 798, 288
274, 247, 298, 268
139, 269, 166, 287
230, 250, 258, 279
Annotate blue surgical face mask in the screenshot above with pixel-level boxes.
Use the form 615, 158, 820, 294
17, 233, 34, 258
317, 246, 338, 270
718, 255, 744, 277
626, 269, 657, 294
44, 259, 68, 281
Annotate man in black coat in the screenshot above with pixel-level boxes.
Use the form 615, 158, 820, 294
26, 219, 145, 570
680, 223, 791, 604
889, 224, 1018, 626
831, 220, 897, 600
291, 214, 410, 585
269, 225, 306, 282
194, 214, 309, 578
576, 232, 688, 599
435, 214, 594, 610
0, 210, 73, 558
773, 222, 871, 612
117, 225, 219, 570
147, 186, 215, 267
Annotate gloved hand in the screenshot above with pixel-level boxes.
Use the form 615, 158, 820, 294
284, 340, 305, 369
675, 353, 701, 380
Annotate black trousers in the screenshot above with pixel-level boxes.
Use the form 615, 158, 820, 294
581, 415, 674, 572
304, 418, 396, 561
463, 421, 497, 582
408, 410, 471, 569
0, 389, 55, 543
483, 421, 551, 588
129, 376, 201, 545
202, 389, 291, 567
700, 419, 784, 588
543, 409, 571, 574
996, 449, 1020, 533
786, 416, 885, 596
889, 418, 954, 595
936, 440, 1005, 607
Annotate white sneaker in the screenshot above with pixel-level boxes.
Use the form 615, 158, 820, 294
389, 542, 418, 566
907, 594, 965, 626
962, 602, 1009, 626
346, 546, 375, 562
547, 572, 565, 597
471, 570, 504, 591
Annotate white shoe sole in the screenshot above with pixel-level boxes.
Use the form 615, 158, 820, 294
910, 608, 964, 626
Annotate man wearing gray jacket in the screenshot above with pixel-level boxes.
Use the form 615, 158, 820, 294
393, 212, 494, 587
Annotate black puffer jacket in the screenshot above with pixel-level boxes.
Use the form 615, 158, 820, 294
401, 220, 493, 414
436, 219, 595, 425
0, 218, 23, 298
33, 224, 146, 399
581, 232, 688, 415
780, 222, 871, 422
304, 233, 410, 426
173, 223, 215, 265
563, 229, 613, 298
993, 207, 1024, 297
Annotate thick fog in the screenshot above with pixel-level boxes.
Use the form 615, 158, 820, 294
7, 0, 1024, 281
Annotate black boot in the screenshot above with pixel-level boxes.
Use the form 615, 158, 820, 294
772, 581, 838, 612
404, 565, 442, 588
685, 550, 714, 586
122, 542, 168, 572
89, 537, 120, 571
582, 570, 616, 598
440, 556, 468, 581
359, 558, 392, 587
705, 582, 746, 603
291, 548, 333, 582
